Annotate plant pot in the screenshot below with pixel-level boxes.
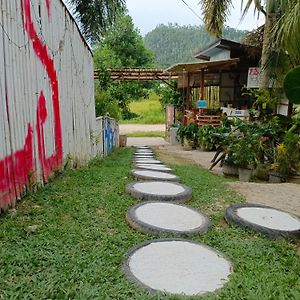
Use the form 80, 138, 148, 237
222, 163, 238, 177
253, 164, 269, 181
119, 135, 127, 147
287, 175, 300, 184
182, 144, 192, 151
200, 145, 212, 152
269, 172, 287, 183
238, 168, 252, 182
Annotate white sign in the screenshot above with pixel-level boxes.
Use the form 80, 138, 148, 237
247, 67, 260, 88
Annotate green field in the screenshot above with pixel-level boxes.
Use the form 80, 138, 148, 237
120, 93, 165, 124
0, 148, 299, 299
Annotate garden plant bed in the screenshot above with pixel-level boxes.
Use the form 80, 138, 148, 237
0, 148, 299, 299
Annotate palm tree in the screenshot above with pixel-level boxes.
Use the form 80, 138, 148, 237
199, 0, 300, 87
68, 0, 126, 43
273, 0, 300, 68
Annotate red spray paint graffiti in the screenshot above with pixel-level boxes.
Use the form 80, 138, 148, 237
45, 0, 51, 18
0, 123, 33, 207
0, 0, 63, 208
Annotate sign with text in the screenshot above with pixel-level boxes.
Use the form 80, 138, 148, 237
197, 100, 207, 108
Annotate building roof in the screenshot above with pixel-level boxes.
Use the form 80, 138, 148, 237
165, 58, 240, 73
194, 38, 258, 61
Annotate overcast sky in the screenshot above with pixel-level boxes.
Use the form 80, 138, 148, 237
126, 0, 264, 36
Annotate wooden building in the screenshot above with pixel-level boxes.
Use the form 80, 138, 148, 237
165, 39, 260, 124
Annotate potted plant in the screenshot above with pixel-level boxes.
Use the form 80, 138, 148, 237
222, 154, 239, 177
269, 143, 289, 183
270, 131, 300, 182
231, 134, 258, 182
222, 135, 239, 176
198, 125, 216, 151
176, 123, 199, 149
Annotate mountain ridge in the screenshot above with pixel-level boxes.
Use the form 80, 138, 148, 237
144, 23, 248, 68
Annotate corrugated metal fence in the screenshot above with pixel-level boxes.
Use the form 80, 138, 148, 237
0, 0, 119, 211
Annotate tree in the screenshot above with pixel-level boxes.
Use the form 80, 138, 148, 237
93, 14, 155, 118
199, 0, 300, 86
273, 0, 300, 68
144, 23, 247, 68
68, 0, 126, 42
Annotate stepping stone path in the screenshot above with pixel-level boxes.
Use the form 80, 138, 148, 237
122, 146, 233, 296
126, 202, 210, 235
126, 181, 192, 202
226, 203, 300, 239
134, 154, 155, 158
123, 239, 232, 296
131, 169, 179, 182
135, 164, 173, 173
135, 149, 153, 154
134, 159, 163, 165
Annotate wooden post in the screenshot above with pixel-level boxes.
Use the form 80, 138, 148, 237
185, 71, 190, 111
201, 69, 205, 100
182, 71, 189, 125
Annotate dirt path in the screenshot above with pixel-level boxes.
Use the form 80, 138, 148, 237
227, 182, 300, 216
157, 144, 300, 216
127, 137, 169, 146
119, 124, 165, 134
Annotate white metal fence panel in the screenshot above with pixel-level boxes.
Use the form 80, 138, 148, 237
0, 0, 118, 211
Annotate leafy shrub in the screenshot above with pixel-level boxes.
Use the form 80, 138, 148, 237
95, 88, 121, 120
177, 123, 200, 147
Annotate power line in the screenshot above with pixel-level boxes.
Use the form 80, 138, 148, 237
179, 0, 203, 22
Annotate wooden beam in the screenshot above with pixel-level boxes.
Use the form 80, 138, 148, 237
186, 72, 190, 111
201, 69, 204, 100
94, 68, 178, 81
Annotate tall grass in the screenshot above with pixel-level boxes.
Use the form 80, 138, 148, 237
120, 92, 165, 124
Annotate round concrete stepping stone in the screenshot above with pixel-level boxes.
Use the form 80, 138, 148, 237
134, 157, 155, 161
136, 149, 153, 153
135, 164, 173, 173
126, 202, 210, 236
131, 169, 179, 182
134, 155, 155, 159
135, 152, 154, 156
123, 239, 232, 296
135, 146, 150, 149
134, 153, 154, 157
134, 150, 154, 155
134, 152, 155, 156
126, 181, 192, 202
135, 159, 162, 164
225, 203, 300, 239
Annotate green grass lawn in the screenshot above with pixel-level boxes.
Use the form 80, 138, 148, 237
120, 93, 165, 124
0, 148, 299, 299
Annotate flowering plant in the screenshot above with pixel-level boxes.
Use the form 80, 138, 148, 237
271, 132, 300, 175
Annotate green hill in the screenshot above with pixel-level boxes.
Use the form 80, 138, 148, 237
144, 24, 248, 68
